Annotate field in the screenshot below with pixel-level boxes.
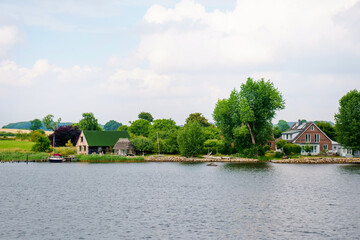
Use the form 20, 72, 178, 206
0, 128, 53, 135
0, 140, 35, 151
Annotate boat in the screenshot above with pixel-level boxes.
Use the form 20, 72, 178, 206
206, 162, 217, 166
48, 133, 63, 162
48, 153, 64, 163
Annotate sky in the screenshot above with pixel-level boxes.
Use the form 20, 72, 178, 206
0, 0, 359, 127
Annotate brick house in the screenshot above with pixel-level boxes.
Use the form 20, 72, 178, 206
279, 121, 342, 155
76, 130, 130, 155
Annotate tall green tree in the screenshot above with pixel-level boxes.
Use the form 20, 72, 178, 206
213, 78, 285, 155
32, 136, 51, 152
128, 119, 151, 137
335, 89, 360, 151
131, 136, 153, 155
30, 119, 42, 131
104, 120, 122, 131
149, 119, 180, 154
277, 120, 290, 132
78, 112, 102, 131
138, 112, 154, 122
177, 121, 205, 157
42, 114, 61, 131
316, 121, 336, 140
185, 113, 211, 127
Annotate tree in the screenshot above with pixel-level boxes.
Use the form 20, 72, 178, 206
204, 139, 224, 154
304, 145, 312, 155
273, 125, 282, 139
117, 125, 128, 131
30, 119, 42, 131
42, 114, 61, 131
177, 121, 205, 157
276, 139, 287, 152
148, 119, 180, 154
48, 125, 81, 147
128, 119, 151, 137
138, 112, 154, 122
104, 120, 122, 131
335, 89, 360, 151
131, 136, 154, 155
78, 112, 102, 131
185, 113, 211, 127
213, 78, 285, 155
277, 120, 290, 132
32, 136, 51, 152
316, 121, 336, 140
29, 130, 45, 142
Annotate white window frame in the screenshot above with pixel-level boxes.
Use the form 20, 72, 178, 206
311, 126, 314, 131
323, 144, 328, 151
315, 134, 320, 143
306, 134, 311, 143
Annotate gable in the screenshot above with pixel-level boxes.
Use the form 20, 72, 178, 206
292, 123, 333, 143
83, 130, 130, 147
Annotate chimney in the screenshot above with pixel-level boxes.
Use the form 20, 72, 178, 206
298, 119, 302, 126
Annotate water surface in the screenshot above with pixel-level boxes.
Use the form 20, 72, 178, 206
0, 162, 359, 239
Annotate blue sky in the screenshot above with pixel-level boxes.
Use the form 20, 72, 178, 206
0, 0, 359, 127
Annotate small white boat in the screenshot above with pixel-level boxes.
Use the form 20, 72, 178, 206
48, 153, 64, 163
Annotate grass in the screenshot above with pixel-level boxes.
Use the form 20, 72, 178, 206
0, 151, 49, 161
77, 154, 144, 163
0, 139, 35, 151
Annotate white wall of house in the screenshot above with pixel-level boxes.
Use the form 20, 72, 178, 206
76, 131, 89, 155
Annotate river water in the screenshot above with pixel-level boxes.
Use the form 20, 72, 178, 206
0, 162, 359, 239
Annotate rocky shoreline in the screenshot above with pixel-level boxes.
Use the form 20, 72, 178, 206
271, 157, 360, 164
144, 155, 258, 163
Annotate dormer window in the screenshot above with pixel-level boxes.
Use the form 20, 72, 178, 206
81, 137, 83, 142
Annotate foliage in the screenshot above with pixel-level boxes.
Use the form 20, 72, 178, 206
316, 121, 336, 140
30, 119, 42, 131
43, 114, 62, 131
138, 112, 154, 122
185, 113, 211, 127
77, 154, 144, 162
273, 125, 282, 139
15, 132, 30, 140
277, 120, 290, 132
130, 136, 154, 154
213, 78, 285, 155
104, 120, 122, 131
128, 119, 151, 137
48, 125, 81, 147
274, 152, 284, 158
29, 130, 45, 142
65, 140, 73, 147
0, 151, 49, 161
303, 145, 312, 155
0, 132, 16, 138
78, 112, 102, 131
263, 145, 271, 152
203, 125, 221, 140
335, 89, 360, 151
276, 139, 287, 152
177, 121, 205, 157
0, 140, 35, 151
117, 125, 128, 131
204, 139, 224, 154
148, 119, 180, 154
53, 146, 76, 156
32, 136, 51, 152
283, 143, 301, 155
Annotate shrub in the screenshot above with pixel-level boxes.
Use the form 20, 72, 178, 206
275, 151, 284, 158
263, 145, 271, 152
283, 143, 301, 155
32, 136, 51, 152
29, 130, 45, 142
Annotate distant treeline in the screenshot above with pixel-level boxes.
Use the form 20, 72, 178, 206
2, 121, 105, 131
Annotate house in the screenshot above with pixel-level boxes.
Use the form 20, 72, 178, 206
76, 130, 130, 155
278, 120, 350, 156
113, 138, 135, 156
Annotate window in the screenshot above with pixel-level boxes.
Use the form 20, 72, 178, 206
311, 146, 317, 153
311, 126, 314, 131
323, 144, 328, 150
79, 146, 82, 151
315, 134, 320, 143
334, 146, 337, 150
84, 146, 86, 151
306, 134, 311, 143
81, 137, 83, 142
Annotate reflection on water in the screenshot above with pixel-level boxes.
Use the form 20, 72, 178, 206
222, 162, 272, 172
338, 164, 360, 174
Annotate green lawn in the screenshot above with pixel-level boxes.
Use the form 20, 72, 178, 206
0, 140, 35, 151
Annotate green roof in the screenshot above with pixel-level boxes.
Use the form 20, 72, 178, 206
83, 130, 130, 147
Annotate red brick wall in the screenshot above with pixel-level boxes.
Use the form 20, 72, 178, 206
294, 123, 332, 151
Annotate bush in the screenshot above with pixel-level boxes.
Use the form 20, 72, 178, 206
29, 130, 45, 142
283, 143, 301, 155
32, 136, 51, 152
263, 145, 271, 152
77, 154, 144, 162
275, 152, 283, 158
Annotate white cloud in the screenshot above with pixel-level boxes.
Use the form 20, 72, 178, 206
0, 26, 20, 59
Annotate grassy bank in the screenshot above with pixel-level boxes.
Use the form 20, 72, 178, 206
0, 140, 35, 151
77, 154, 144, 163
0, 151, 49, 161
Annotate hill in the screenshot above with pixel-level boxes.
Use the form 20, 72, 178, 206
2, 121, 73, 130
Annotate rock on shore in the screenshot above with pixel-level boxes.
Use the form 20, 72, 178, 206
144, 155, 258, 163
271, 157, 360, 164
